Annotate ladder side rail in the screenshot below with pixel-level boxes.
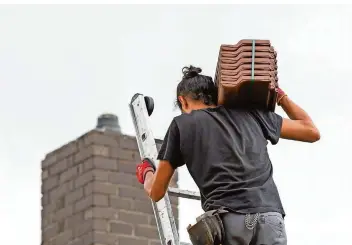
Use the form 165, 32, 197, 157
129, 94, 180, 245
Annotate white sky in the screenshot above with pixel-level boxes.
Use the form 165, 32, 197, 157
0, 4, 351, 245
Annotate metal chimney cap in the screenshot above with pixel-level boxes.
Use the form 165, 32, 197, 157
96, 113, 121, 133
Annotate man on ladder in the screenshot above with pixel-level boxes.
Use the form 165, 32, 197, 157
135, 65, 320, 245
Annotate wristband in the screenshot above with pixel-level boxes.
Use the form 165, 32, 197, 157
143, 168, 154, 181
277, 94, 287, 106
277, 88, 287, 106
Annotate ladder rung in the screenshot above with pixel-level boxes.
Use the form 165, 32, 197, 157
155, 138, 163, 144
168, 187, 201, 200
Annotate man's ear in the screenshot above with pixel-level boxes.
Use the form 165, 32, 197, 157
178, 96, 188, 110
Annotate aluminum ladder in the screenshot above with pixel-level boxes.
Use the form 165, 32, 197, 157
129, 93, 201, 245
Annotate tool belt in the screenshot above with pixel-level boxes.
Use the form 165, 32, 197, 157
187, 208, 229, 245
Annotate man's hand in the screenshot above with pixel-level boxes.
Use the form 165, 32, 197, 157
136, 159, 155, 184
138, 160, 175, 202
276, 87, 320, 143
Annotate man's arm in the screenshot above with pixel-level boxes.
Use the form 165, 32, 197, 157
279, 89, 320, 143
136, 119, 184, 202
144, 160, 175, 202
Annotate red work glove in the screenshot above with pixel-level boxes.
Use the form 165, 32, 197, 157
136, 158, 155, 184
276, 87, 287, 106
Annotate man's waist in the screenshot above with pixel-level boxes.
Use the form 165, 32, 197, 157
201, 193, 285, 215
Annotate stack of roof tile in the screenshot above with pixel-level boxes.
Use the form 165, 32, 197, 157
214, 39, 279, 111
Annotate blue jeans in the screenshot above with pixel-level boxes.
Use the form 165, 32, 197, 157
221, 212, 287, 245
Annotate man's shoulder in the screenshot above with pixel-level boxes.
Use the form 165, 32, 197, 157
173, 113, 193, 126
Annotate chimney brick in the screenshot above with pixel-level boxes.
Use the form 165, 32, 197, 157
41, 129, 179, 245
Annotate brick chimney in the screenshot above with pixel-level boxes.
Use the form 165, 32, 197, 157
41, 114, 178, 245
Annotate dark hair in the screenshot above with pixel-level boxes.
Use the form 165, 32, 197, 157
176, 65, 218, 109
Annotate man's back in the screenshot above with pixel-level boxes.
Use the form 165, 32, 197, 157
173, 106, 285, 215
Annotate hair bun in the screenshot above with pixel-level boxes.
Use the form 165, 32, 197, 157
182, 65, 202, 79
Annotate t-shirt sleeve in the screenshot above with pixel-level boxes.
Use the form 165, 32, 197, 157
157, 119, 185, 169
252, 110, 283, 145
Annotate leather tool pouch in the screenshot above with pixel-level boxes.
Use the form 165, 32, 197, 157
186, 208, 228, 245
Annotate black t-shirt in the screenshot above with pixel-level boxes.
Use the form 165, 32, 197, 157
157, 106, 285, 216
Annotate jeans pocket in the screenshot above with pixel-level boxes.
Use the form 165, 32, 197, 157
264, 213, 285, 237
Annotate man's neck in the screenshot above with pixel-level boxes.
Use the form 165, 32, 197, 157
191, 103, 216, 111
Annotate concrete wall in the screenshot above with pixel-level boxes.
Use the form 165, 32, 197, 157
41, 129, 178, 245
